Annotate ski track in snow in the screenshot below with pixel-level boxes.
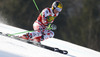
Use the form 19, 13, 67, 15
0, 23, 100, 57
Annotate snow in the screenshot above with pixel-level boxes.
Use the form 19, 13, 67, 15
0, 23, 100, 57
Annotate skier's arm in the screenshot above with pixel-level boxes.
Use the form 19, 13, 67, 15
42, 9, 50, 25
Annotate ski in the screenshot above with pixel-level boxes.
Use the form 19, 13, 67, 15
0, 32, 68, 55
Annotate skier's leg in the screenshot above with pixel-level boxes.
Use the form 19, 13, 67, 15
33, 21, 44, 30
19, 33, 32, 40
32, 21, 44, 44
43, 30, 54, 40
31, 31, 42, 38
48, 30, 54, 38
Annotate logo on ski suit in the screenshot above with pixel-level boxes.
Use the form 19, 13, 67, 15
47, 16, 56, 22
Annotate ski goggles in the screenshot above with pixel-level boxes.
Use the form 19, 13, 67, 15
55, 7, 62, 12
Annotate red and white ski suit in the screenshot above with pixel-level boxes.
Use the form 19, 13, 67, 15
32, 8, 59, 42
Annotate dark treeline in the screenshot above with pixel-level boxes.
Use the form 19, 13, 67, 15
0, 0, 100, 51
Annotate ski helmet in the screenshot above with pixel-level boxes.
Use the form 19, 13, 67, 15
52, 1, 63, 12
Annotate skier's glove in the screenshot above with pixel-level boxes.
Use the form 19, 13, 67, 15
46, 24, 57, 30
51, 24, 57, 30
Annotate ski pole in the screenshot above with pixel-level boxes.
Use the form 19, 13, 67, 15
8, 30, 34, 36
8, 25, 53, 36
33, 0, 40, 13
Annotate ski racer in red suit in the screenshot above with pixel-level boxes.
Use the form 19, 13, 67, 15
20, 1, 63, 44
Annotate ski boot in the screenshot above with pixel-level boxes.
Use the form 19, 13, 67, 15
32, 36, 42, 46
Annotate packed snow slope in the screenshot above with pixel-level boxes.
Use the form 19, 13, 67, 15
0, 23, 100, 57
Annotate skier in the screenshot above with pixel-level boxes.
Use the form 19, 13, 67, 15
20, 1, 63, 45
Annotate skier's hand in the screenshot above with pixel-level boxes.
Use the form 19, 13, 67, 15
50, 24, 57, 30
46, 24, 57, 30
